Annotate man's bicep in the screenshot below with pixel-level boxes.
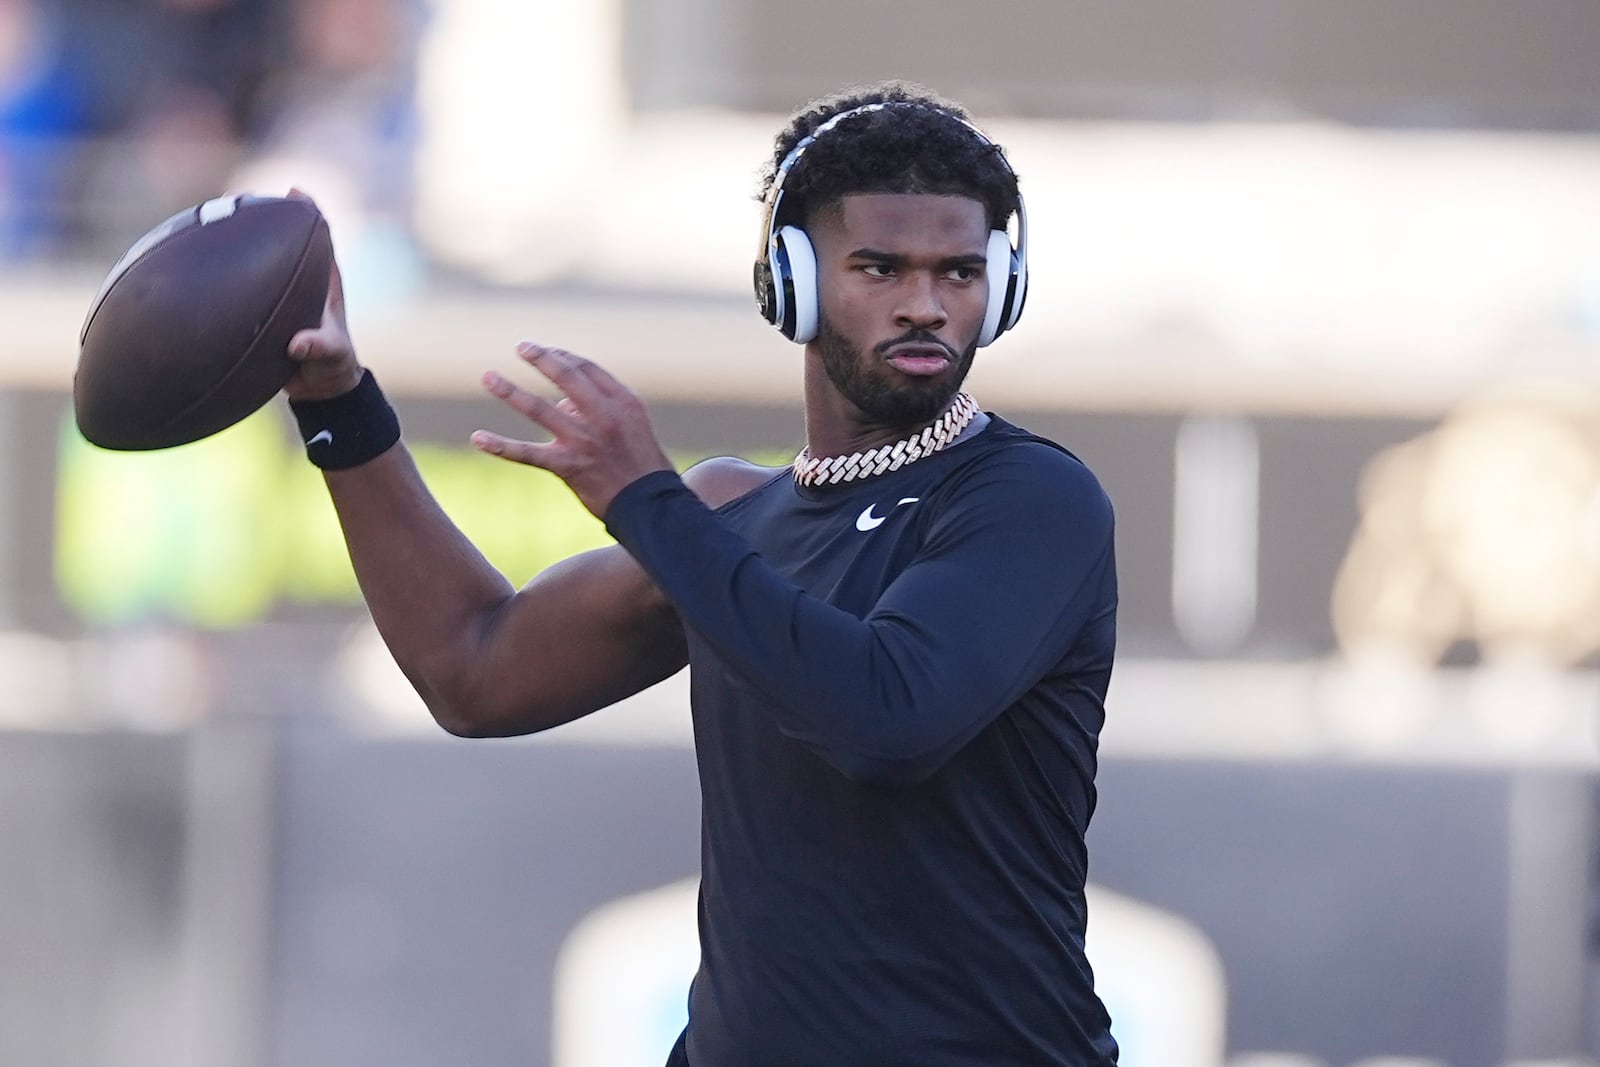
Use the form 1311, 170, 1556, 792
447, 544, 687, 736
464, 461, 764, 735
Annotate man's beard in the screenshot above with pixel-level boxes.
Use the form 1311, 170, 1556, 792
816, 318, 978, 427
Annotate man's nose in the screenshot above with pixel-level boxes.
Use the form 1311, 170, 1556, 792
894, 273, 947, 330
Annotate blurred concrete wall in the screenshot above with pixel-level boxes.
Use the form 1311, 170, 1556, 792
625, 0, 1600, 128
2, 712, 1594, 1067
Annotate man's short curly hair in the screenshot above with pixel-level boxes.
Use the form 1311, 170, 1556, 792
760, 82, 1021, 233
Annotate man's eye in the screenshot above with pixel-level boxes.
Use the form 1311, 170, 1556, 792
946, 266, 980, 282
861, 264, 895, 277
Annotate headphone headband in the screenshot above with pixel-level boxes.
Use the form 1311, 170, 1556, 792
753, 101, 1029, 346
760, 102, 1022, 248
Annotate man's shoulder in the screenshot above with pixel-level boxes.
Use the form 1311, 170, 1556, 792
683, 455, 789, 510
921, 418, 1116, 544
963, 417, 1109, 499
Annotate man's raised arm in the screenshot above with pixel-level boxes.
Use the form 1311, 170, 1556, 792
283, 251, 687, 738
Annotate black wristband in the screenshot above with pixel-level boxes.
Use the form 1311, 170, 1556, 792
288, 368, 401, 470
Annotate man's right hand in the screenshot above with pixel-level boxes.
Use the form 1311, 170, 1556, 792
284, 189, 363, 401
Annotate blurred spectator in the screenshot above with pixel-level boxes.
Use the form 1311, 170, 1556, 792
2, 0, 425, 299
72, 0, 281, 253
236, 0, 424, 306
57, 0, 280, 136
2, 0, 292, 260
77, 80, 244, 254
247, 0, 418, 219
0, 0, 91, 256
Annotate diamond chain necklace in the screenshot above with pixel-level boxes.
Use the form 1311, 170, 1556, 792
792, 393, 981, 488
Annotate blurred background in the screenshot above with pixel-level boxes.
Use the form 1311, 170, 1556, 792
1, 0, 1599, 1064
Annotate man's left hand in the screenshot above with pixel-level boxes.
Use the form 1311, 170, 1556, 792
472, 342, 674, 519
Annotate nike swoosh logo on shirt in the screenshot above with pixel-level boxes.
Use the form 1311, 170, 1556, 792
855, 497, 921, 532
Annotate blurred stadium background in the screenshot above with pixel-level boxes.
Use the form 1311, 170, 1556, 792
2, 0, 1599, 1064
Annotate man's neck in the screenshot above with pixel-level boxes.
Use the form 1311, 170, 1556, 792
801, 367, 971, 461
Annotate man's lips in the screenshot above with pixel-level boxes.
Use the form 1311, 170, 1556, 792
882, 341, 955, 376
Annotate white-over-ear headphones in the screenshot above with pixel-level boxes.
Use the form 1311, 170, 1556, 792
752, 102, 1029, 347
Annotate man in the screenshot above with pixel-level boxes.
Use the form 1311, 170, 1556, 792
285, 82, 1119, 1066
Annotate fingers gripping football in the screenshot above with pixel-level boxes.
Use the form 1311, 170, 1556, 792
473, 343, 673, 518
283, 189, 363, 401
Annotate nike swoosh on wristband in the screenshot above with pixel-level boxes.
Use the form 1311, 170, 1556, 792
855, 497, 921, 532
306, 429, 333, 446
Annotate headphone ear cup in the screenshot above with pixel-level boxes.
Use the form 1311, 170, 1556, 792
977, 229, 1016, 347
774, 225, 819, 344
754, 258, 780, 329
1004, 239, 1028, 334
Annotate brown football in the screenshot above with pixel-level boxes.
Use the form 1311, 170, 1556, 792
75, 194, 333, 450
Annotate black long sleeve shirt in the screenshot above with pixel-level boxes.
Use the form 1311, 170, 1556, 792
605, 416, 1120, 1066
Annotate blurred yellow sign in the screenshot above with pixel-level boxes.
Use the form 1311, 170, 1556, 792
53, 409, 615, 627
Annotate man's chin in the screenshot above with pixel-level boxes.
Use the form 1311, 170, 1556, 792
816, 319, 974, 426
862, 382, 959, 426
